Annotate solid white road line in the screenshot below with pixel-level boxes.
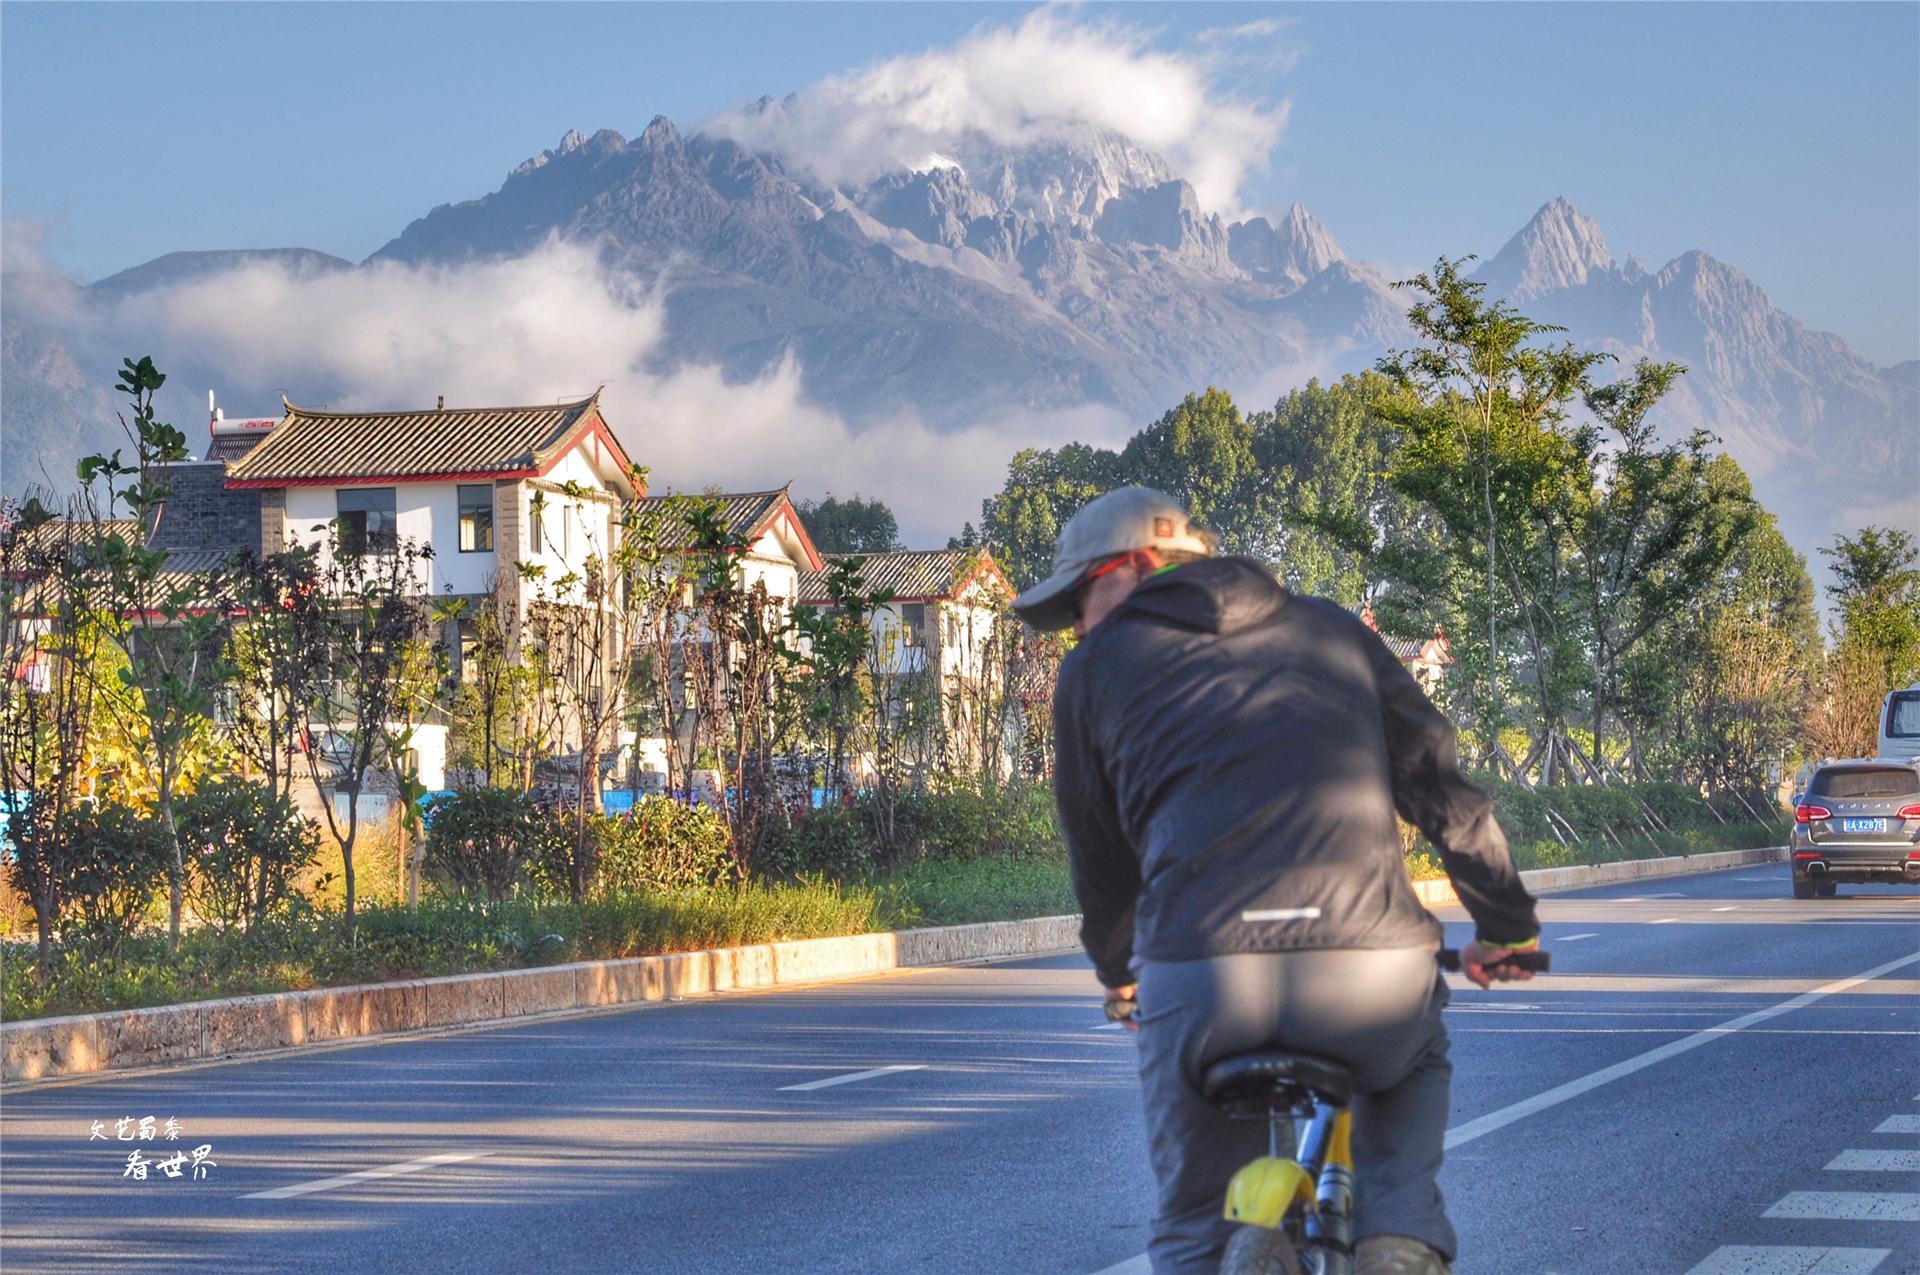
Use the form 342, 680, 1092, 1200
1763, 1192, 1920, 1221
1557, 933, 1600, 941
1686, 1247, 1890, 1275
241, 1151, 493, 1200
1442, 947, 1920, 1151
1874, 1115, 1920, 1134
1825, 1149, 1920, 1172
778, 1064, 926, 1092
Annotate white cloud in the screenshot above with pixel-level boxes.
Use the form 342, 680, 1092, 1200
702, 6, 1288, 215
2, 234, 1129, 546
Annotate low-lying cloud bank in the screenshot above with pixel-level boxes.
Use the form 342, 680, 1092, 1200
2, 234, 1138, 545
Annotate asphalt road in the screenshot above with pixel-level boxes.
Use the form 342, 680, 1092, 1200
2, 865, 1916, 1275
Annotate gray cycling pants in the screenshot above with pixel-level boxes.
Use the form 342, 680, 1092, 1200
1133, 948, 1456, 1275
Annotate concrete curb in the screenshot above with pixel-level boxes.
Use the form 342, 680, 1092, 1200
1409, 844, 1787, 908
1, 849, 1781, 1084
1, 918, 1082, 1084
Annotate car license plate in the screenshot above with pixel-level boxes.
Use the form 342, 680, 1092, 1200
1841, 817, 1884, 834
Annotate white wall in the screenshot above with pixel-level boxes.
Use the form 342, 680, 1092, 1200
282, 482, 494, 597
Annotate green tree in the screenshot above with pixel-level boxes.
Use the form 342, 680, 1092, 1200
1651, 462, 1817, 799
1806, 526, 1920, 759
979, 443, 1125, 588
1254, 372, 1432, 603
305, 529, 438, 937
1121, 388, 1275, 559
797, 494, 903, 555
790, 557, 887, 803
1569, 359, 1752, 774
1821, 526, 1920, 688
79, 357, 238, 945
1376, 259, 1608, 773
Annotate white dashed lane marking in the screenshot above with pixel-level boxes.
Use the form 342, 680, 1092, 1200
1685, 1247, 1891, 1274
241, 1151, 493, 1200
1557, 932, 1600, 941
778, 1064, 926, 1092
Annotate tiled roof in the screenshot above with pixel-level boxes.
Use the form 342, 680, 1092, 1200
1344, 602, 1443, 662
4, 524, 227, 615
226, 392, 607, 485
631, 489, 789, 551
797, 549, 1010, 604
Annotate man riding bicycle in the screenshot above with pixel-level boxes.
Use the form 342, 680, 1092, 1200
1012, 487, 1540, 1275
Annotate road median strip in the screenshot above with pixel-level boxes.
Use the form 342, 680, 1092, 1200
2, 846, 1785, 1084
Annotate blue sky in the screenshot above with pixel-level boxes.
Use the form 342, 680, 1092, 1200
4, 1, 1916, 365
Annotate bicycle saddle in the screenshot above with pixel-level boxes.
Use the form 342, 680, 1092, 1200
1202, 1050, 1354, 1107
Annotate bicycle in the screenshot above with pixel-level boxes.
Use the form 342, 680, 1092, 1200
1109, 946, 1551, 1275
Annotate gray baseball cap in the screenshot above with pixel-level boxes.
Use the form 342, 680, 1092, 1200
1011, 486, 1215, 632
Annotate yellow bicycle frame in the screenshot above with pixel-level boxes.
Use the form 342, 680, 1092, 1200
1223, 1108, 1354, 1231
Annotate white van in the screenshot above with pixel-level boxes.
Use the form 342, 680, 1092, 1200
1879, 682, 1920, 763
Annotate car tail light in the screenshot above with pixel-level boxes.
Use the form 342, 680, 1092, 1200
1796, 804, 1832, 824
1897, 803, 1920, 819
1792, 851, 1823, 860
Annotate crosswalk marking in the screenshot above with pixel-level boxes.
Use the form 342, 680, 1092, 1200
1824, 1149, 1920, 1172
1763, 1192, 1920, 1221
1686, 1247, 1890, 1274
1874, 1115, 1920, 1134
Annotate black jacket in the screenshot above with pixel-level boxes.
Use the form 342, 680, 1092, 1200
1053, 557, 1538, 988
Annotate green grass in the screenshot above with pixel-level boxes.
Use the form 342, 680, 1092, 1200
871, 854, 1079, 928
1, 881, 886, 1022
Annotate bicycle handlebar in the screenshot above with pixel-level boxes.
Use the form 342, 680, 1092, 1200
1437, 947, 1551, 973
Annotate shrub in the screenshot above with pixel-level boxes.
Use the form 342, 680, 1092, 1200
18, 800, 172, 956
178, 778, 320, 933
424, 788, 550, 901
762, 780, 1062, 879
596, 800, 735, 893
760, 804, 873, 881
534, 812, 604, 904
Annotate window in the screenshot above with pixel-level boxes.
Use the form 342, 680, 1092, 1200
335, 487, 396, 556
458, 624, 479, 683
899, 603, 926, 647
529, 498, 570, 556
458, 485, 493, 553
1810, 766, 1920, 800
1887, 691, 1920, 739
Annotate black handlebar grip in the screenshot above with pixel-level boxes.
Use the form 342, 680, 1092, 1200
1438, 948, 1552, 973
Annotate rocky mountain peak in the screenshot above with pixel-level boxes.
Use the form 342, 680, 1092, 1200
1227, 201, 1344, 288
638, 115, 683, 154
1477, 196, 1615, 302
1092, 179, 1230, 271
511, 127, 629, 180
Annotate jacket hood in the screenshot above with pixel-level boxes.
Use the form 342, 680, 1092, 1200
1115, 556, 1289, 635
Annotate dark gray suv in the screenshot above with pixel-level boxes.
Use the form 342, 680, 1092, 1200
1791, 761, 1920, 898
